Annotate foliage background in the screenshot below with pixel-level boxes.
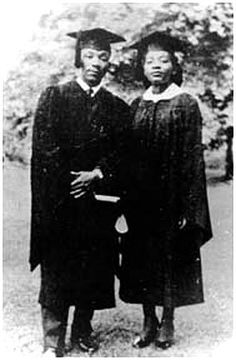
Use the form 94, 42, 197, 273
3, 2, 233, 169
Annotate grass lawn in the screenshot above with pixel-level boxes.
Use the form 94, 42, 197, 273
3, 163, 233, 357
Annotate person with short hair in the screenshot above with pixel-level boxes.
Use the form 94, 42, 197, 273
30, 28, 130, 357
119, 31, 213, 350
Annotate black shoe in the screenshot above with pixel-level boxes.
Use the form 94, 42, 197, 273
42, 347, 64, 358
156, 319, 174, 349
133, 316, 159, 348
71, 335, 99, 354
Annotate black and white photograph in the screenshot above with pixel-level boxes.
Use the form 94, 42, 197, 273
2, 1, 234, 357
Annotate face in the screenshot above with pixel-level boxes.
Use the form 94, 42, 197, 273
143, 46, 174, 86
80, 47, 110, 87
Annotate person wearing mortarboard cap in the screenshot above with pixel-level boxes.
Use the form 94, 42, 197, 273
119, 30, 213, 349
30, 28, 130, 356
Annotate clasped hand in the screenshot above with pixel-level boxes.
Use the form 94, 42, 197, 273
70, 170, 99, 199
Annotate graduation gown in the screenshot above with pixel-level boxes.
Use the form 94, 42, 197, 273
119, 87, 212, 307
30, 80, 130, 309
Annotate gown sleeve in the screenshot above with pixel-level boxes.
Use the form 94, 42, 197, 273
30, 86, 64, 269
94, 97, 131, 196
179, 96, 212, 245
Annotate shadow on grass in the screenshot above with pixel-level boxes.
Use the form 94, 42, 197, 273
207, 174, 233, 186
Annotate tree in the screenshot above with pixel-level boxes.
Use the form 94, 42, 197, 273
3, 3, 233, 169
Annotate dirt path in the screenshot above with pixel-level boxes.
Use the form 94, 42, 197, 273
2, 163, 233, 357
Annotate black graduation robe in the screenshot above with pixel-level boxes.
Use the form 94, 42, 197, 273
119, 91, 213, 307
30, 80, 130, 309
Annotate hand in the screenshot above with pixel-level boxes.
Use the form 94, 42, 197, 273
70, 170, 100, 199
178, 217, 187, 230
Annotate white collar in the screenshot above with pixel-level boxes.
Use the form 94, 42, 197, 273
142, 83, 184, 103
76, 76, 102, 97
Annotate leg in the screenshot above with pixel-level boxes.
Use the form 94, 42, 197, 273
157, 306, 175, 349
157, 254, 175, 349
71, 308, 94, 341
133, 302, 160, 348
162, 306, 174, 321
39, 263, 70, 357
41, 305, 69, 357
70, 308, 98, 354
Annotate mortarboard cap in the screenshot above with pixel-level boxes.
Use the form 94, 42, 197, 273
129, 30, 187, 54
67, 27, 125, 49
67, 28, 125, 68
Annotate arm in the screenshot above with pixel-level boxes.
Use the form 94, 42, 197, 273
30, 86, 63, 268
85, 97, 131, 197
69, 95, 131, 199
179, 96, 212, 244
96, 99, 131, 196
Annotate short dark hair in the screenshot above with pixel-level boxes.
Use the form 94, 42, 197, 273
74, 40, 82, 68
74, 40, 111, 68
